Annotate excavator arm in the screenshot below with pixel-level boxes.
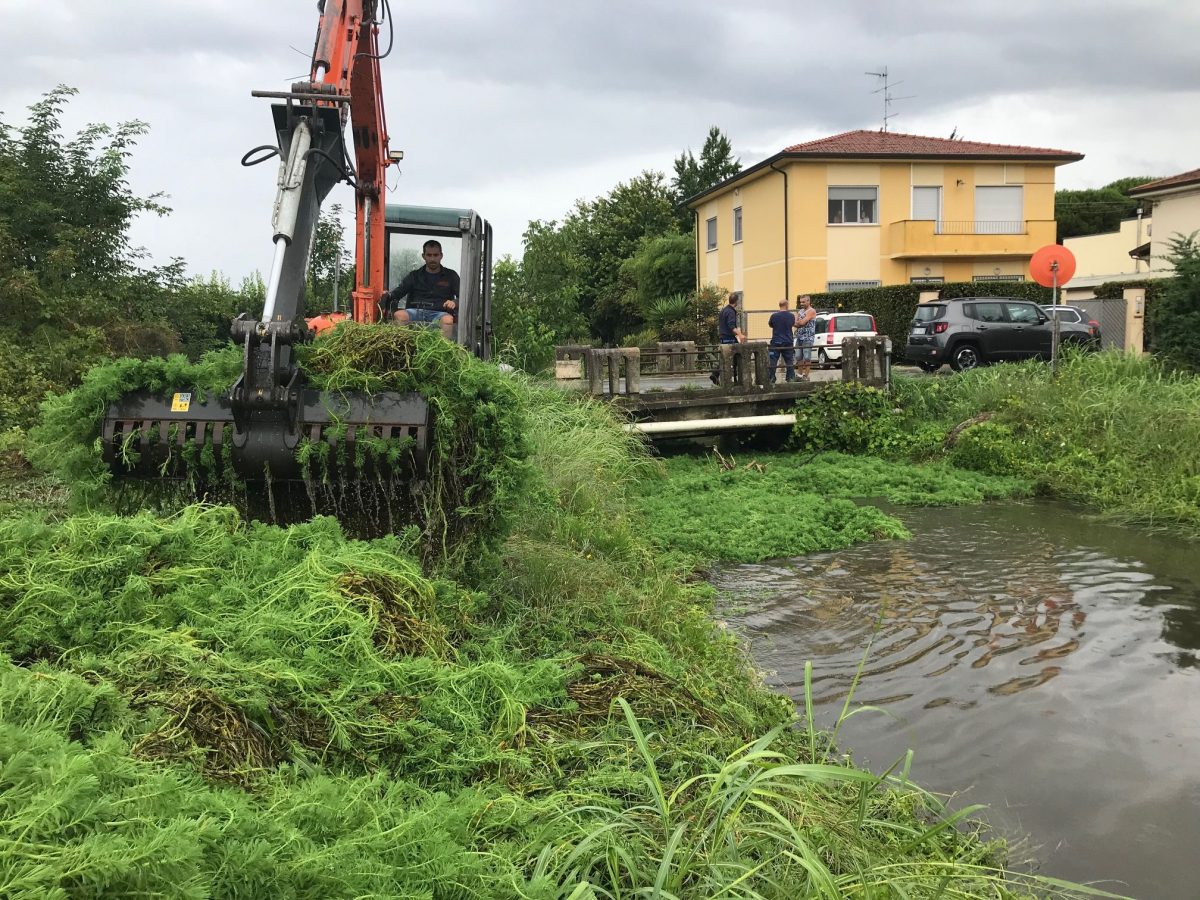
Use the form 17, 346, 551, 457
100, 0, 433, 504
310, 0, 393, 324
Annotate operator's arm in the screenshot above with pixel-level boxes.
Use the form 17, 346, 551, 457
443, 270, 460, 312
385, 270, 416, 310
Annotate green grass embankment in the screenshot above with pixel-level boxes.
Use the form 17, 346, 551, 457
0, 332, 1116, 898
894, 352, 1200, 532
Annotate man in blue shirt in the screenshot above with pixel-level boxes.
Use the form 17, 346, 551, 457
710, 291, 745, 385
767, 298, 796, 383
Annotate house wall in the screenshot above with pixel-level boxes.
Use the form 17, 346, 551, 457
1146, 188, 1200, 272
1064, 217, 1149, 279
694, 157, 1068, 340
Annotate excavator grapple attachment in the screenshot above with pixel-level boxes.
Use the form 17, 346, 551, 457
101, 388, 430, 482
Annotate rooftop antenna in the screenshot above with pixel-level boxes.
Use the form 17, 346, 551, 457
865, 67, 916, 132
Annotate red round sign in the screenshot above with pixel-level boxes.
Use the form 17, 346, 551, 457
1030, 244, 1076, 288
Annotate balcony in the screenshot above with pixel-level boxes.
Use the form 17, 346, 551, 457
887, 219, 1056, 259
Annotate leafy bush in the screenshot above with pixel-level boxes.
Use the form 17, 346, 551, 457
790, 382, 895, 454
948, 421, 1026, 476
1147, 233, 1200, 370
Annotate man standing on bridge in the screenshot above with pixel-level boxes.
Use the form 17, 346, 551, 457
710, 291, 746, 385
767, 297, 797, 383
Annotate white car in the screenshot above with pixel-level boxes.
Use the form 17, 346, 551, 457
810, 311, 878, 368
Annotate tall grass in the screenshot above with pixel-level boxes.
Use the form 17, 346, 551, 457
0, 358, 1127, 897
895, 351, 1200, 530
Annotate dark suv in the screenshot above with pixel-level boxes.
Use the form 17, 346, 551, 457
905, 297, 1098, 372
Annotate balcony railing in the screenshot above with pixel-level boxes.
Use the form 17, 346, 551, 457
888, 219, 1055, 259
928, 220, 1025, 235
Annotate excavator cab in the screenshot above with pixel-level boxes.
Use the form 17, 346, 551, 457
384, 205, 494, 360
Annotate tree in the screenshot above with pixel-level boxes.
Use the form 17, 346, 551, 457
307, 204, 353, 314
0, 85, 170, 329
1152, 232, 1200, 370
0, 87, 178, 428
620, 232, 696, 316
670, 127, 740, 230
522, 172, 677, 344
491, 256, 558, 374
1055, 176, 1158, 241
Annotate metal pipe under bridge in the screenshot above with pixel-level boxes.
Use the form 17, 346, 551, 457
554, 337, 892, 438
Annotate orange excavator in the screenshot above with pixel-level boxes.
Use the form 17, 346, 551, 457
99, 0, 492, 497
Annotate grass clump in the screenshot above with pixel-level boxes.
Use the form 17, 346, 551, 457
632, 450, 1030, 567
893, 351, 1200, 531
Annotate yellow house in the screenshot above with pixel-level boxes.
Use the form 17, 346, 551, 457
686, 130, 1082, 338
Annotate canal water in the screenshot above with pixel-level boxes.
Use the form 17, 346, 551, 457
711, 499, 1200, 900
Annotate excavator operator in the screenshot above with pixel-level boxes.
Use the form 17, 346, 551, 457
387, 239, 458, 339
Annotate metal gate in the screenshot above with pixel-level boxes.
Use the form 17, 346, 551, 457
1073, 297, 1126, 351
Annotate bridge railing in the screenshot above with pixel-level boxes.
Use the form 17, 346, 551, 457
567, 337, 890, 396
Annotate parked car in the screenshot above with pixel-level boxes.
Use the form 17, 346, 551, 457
809, 311, 878, 368
905, 297, 1098, 372
1041, 304, 1102, 344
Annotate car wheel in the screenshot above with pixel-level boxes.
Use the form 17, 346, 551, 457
917, 361, 940, 373
949, 344, 982, 372
817, 348, 830, 369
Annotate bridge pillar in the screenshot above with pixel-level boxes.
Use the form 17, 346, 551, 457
585, 348, 641, 395
656, 341, 696, 374
554, 344, 589, 380
842, 336, 891, 386
719, 341, 771, 392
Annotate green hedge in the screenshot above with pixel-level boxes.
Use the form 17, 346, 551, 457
809, 281, 1052, 346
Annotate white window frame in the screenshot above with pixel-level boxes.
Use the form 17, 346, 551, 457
733, 206, 743, 243
828, 186, 879, 225
705, 216, 717, 251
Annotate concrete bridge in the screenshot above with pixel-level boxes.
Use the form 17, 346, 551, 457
555, 337, 892, 438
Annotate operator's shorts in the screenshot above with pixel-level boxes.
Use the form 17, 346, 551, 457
399, 307, 452, 325
794, 343, 813, 361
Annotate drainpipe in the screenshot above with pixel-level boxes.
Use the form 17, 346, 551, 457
769, 161, 790, 301
1135, 206, 1144, 274
692, 208, 701, 290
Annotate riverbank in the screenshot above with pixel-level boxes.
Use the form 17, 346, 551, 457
892, 352, 1200, 533
0, 359, 1112, 896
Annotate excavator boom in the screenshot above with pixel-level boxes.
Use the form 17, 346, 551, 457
99, 0, 433, 527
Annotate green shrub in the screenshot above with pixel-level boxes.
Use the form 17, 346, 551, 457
1146, 233, 1200, 370
947, 422, 1025, 476
791, 382, 894, 453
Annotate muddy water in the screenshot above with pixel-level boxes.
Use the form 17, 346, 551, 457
712, 500, 1200, 900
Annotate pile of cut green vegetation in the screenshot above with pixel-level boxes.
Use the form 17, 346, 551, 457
3, 331, 1110, 897
30, 324, 531, 571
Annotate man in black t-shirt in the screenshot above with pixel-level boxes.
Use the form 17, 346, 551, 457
710, 291, 745, 385
767, 298, 796, 383
386, 239, 459, 339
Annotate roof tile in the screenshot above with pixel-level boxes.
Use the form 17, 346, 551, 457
782, 129, 1082, 160
1129, 168, 1200, 195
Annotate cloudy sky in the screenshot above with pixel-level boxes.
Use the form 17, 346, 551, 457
3, 0, 1198, 281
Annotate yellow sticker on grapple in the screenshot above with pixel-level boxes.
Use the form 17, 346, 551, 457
171, 392, 192, 412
